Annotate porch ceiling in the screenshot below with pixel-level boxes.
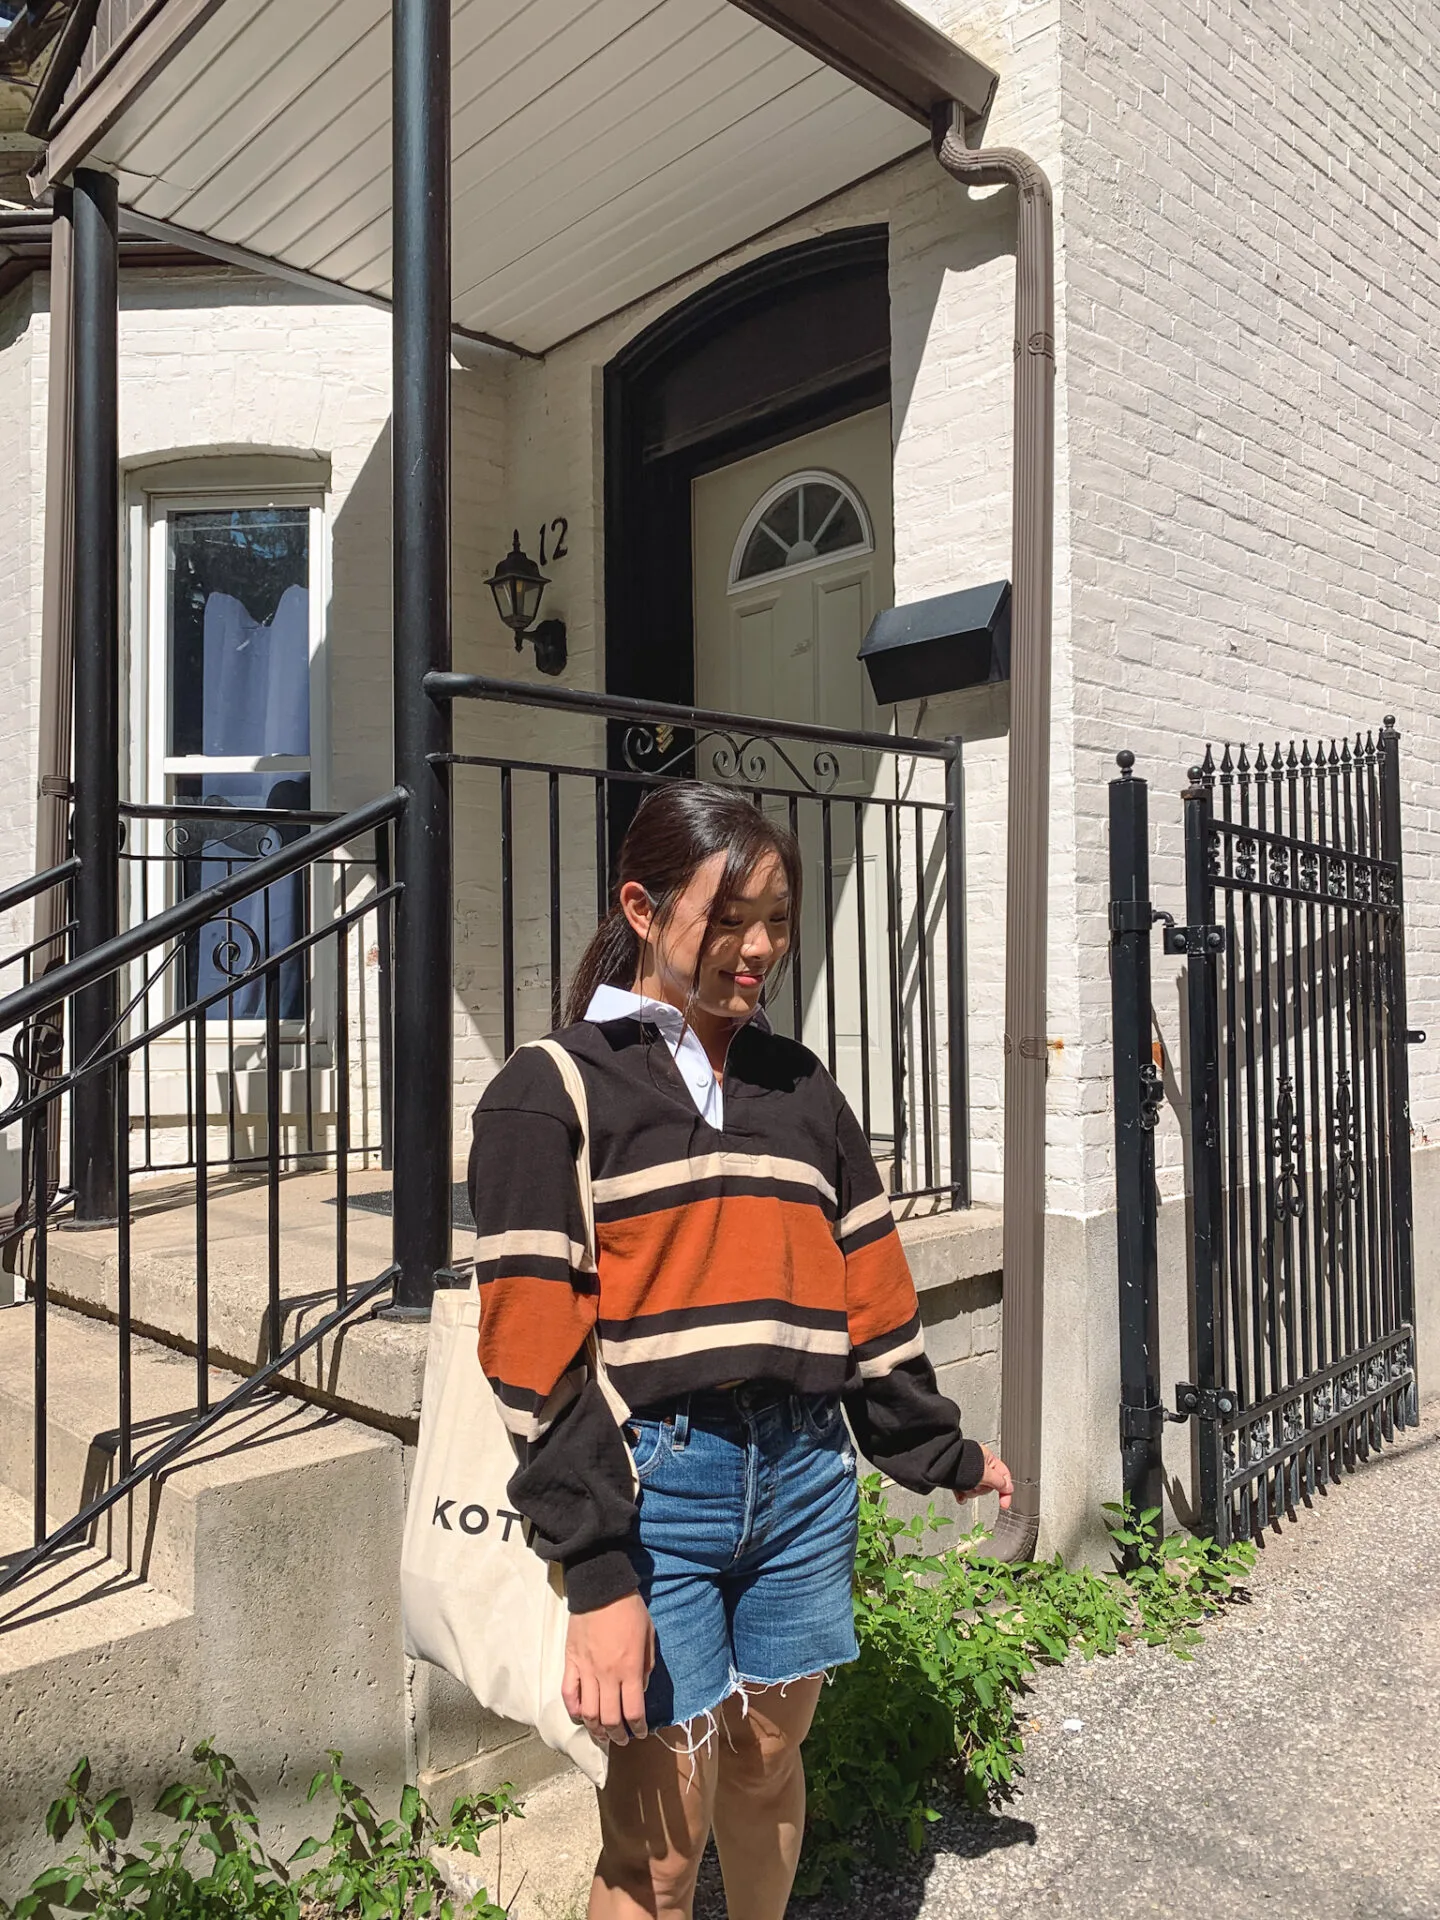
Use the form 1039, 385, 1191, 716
45, 0, 997, 356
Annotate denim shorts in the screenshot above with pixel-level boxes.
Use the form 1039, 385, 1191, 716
623, 1383, 860, 1730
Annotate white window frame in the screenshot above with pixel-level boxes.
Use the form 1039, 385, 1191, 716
131, 488, 332, 1045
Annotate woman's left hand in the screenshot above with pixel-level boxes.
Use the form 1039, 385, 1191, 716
954, 1444, 1014, 1511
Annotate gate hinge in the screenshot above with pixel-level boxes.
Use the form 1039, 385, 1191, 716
1173, 1382, 1238, 1422
1162, 924, 1226, 958
1109, 901, 1175, 937
1119, 1401, 1165, 1443
1407, 1029, 1427, 1046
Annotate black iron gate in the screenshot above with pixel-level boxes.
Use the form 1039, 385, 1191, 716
1110, 721, 1421, 1546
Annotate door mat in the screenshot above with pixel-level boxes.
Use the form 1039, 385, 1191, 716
336, 1182, 475, 1229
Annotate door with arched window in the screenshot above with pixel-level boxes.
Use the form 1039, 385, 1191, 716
693, 404, 895, 1145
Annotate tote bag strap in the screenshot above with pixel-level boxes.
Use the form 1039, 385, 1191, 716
523, 1038, 595, 1251
518, 1039, 634, 1462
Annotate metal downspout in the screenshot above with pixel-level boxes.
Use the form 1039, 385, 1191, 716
933, 103, 1055, 1560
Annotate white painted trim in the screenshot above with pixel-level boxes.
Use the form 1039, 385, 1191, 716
132, 486, 331, 1043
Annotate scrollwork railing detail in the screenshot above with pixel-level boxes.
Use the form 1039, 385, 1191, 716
621, 725, 845, 796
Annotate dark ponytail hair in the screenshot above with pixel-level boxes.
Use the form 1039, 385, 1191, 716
564, 782, 803, 1026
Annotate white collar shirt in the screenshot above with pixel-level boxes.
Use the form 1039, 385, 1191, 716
584, 982, 727, 1129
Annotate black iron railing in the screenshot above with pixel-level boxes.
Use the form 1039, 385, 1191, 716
1110, 723, 1418, 1547
1, 858, 81, 1264
428, 673, 970, 1209
117, 801, 394, 1177
0, 790, 406, 1597
0, 858, 80, 985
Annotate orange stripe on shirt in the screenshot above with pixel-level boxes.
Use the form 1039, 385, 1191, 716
478, 1272, 595, 1400
595, 1193, 846, 1322
843, 1227, 921, 1350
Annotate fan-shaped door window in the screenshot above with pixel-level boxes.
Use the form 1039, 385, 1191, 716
729, 468, 873, 590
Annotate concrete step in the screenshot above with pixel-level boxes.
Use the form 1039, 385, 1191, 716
0, 1479, 191, 1679
0, 1306, 407, 1900
0, 1302, 403, 1609
0, 1302, 240, 1592
25, 1167, 431, 1433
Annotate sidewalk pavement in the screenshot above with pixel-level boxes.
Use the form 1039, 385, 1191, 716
716, 1404, 1440, 1919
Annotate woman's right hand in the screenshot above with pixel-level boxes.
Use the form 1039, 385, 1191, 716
955, 1443, 1015, 1511
563, 1593, 656, 1745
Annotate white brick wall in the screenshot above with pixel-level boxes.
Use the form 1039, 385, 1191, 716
448, 146, 1046, 1195
106, 270, 399, 812
1059, 0, 1440, 1211
3, 269, 402, 829
0, 281, 41, 1209
0, 282, 39, 928
8, 0, 1434, 1231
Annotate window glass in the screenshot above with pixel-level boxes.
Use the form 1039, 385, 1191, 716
167, 507, 310, 758
733, 474, 870, 586
171, 772, 310, 1020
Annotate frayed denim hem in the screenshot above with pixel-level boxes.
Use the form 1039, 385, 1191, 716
656, 1657, 851, 1776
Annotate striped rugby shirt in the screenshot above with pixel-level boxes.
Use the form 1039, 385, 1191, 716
469, 1010, 985, 1612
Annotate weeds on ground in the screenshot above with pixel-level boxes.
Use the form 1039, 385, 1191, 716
795, 1484, 1254, 1897
1, 1741, 515, 1919
5, 1496, 1255, 1913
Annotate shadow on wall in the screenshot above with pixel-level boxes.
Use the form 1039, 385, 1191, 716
326, 419, 394, 811
889, 182, 1017, 446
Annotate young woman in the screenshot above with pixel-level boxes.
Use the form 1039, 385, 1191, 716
469, 783, 1012, 1919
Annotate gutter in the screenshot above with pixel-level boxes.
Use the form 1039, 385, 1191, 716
0, 202, 204, 298
932, 101, 1055, 1561
734, 0, 997, 136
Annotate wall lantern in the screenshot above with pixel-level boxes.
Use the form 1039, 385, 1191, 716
484, 530, 568, 676
858, 579, 1011, 706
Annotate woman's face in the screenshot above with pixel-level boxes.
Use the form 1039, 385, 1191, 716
624, 850, 793, 1024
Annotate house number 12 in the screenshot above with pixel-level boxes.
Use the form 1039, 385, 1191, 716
537, 518, 569, 566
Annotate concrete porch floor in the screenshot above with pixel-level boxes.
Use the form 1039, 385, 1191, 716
36, 1163, 1004, 1438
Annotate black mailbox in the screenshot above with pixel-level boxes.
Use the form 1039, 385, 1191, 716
858, 580, 1011, 706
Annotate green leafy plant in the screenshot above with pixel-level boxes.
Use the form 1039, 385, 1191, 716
796, 1482, 1254, 1897
5, 1498, 1256, 1914
2, 1743, 516, 1920
290, 1753, 516, 1920
1102, 1501, 1256, 1653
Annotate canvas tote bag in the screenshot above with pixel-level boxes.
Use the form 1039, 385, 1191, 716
400, 1037, 632, 1789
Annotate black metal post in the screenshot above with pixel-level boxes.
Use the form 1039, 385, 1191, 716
375, 823, 394, 1174
945, 739, 970, 1208
1182, 764, 1227, 1541
390, 0, 453, 1313
70, 168, 120, 1226
1108, 753, 1164, 1540
1377, 717, 1418, 1417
